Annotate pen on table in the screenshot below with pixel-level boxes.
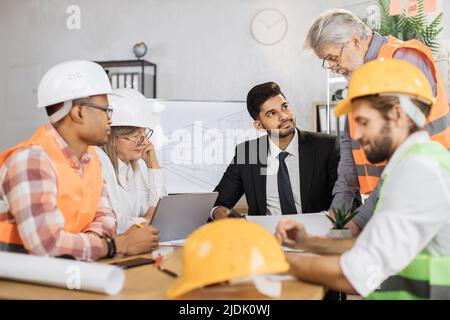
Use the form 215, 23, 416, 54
155, 255, 178, 278
157, 265, 179, 278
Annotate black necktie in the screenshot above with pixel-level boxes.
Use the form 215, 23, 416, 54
278, 151, 297, 215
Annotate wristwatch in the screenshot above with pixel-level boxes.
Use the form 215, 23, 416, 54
103, 236, 117, 258
227, 208, 246, 219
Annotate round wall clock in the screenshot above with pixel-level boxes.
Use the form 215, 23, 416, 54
251, 8, 288, 46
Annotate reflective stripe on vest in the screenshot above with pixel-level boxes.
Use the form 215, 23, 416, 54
0, 125, 104, 246
349, 36, 450, 194
367, 254, 450, 300
365, 141, 450, 300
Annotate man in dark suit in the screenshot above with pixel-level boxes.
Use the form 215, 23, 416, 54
212, 82, 340, 220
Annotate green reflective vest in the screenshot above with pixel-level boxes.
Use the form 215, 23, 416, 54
365, 141, 450, 300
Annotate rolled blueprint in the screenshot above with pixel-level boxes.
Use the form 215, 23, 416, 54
0, 252, 125, 295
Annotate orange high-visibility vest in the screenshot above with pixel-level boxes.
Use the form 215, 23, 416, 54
349, 36, 450, 194
0, 125, 104, 246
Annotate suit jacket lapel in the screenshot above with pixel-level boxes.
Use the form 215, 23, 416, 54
298, 130, 315, 212
251, 135, 268, 215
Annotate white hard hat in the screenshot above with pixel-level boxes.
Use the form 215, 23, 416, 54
108, 88, 159, 128
37, 60, 112, 108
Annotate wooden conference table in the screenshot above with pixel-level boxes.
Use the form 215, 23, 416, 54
0, 247, 325, 300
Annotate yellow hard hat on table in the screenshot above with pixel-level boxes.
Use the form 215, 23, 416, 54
334, 58, 435, 117
167, 219, 289, 299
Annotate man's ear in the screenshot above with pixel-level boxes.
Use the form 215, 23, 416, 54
253, 120, 265, 132
351, 34, 362, 51
391, 103, 405, 123
69, 105, 85, 124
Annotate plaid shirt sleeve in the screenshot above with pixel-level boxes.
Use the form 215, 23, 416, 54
2, 146, 116, 261
82, 185, 117, 238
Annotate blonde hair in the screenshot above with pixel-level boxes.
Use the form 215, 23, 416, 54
305, 9, 372, 52
102, 126, 140, 186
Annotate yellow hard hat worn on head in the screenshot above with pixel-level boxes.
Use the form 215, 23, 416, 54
167, 219, 289, 299
334, 58, 435, 117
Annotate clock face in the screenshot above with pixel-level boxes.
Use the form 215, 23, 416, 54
251, 8, 288, 46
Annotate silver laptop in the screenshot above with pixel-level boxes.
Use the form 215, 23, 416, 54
150, 192, 218, 242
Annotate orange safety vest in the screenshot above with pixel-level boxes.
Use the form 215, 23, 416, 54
0, 125, 104, 246
349, 36, 450, 194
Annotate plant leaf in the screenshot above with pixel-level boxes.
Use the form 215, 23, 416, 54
326, 214, 336, 227
373, 0, 442, 53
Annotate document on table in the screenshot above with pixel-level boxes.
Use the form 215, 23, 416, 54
159, 239, 186, 247
158, 213, 332, 251
246, 212, 333, 252
0, 251, 125, 295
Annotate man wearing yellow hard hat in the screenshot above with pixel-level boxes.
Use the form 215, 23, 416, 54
276, 58, 450, 299
304, 9, 450, 241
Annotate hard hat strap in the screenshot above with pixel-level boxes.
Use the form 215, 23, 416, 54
380, 94, 426, 128
49, 100, 73, 124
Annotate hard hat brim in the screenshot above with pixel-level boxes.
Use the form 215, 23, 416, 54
166, 261, 290, 299
166, 277, 199, 299
333, 97, 353, 117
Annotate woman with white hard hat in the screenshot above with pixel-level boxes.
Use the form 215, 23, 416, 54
96, 88, 167, 234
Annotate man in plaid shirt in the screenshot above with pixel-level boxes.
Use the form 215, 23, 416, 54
0, 60, 160, 261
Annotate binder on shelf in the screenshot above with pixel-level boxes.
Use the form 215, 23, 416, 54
125, 73, 133, 88
318, 105, 327, 133
132, 73, 139, 90
110, 74, 118, 90
313, 102, 345, 136
118, 73, 125, 88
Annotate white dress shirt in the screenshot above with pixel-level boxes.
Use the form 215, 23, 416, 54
266, 130, 302, 215
95, 147, 167, 234
340, 131, 450, 297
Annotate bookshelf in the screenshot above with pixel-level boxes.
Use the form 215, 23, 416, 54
95, 59, 157, 98
312, 101, 346, 142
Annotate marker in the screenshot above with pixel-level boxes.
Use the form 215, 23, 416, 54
157, 266, 179, 278
154, 255, 178, 277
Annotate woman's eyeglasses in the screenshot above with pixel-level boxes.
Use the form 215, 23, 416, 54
120, 129, 154, 147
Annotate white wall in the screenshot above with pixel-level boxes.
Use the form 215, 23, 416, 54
444, 0, 450, 38
0, 0, 336, 149
1, 0, 448, 150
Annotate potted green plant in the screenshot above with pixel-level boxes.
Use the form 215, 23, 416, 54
372, 0, 443, 53
326, 208, 356, 239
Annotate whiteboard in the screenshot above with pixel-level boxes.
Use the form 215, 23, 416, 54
146, 100, 263, 194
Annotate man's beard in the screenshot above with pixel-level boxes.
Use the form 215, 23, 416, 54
362, 123, 394, 163
267, 119, 296, 138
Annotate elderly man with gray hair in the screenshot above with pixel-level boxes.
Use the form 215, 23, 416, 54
293, 9, 450, 255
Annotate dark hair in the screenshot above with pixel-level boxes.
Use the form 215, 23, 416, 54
45, 97, 92, 118
246, 82, 286, 120
45, 103, 63, 117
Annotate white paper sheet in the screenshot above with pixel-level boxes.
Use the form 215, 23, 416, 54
229, 275, 282, 298
0, 252, 125, 296
159, 239, 186, 247
247, 212, 332, 236
247, 212, 332, 252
